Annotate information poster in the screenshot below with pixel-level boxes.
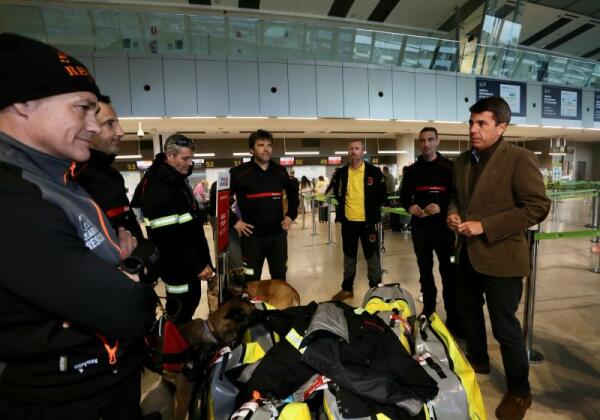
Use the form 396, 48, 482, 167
542, 85, 582, 120
476, 78, 526, 117
216, 172, 230, 253
594, 91, 600, 122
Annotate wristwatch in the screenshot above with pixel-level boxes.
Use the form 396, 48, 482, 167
120, 256, 143, 276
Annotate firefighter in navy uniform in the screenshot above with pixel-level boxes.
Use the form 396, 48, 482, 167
400, 127, 462, 335
132, 134, 214, 322
229, 129, 299, 281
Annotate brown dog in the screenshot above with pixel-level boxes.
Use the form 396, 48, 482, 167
159, 297, 258, 420
245, 279, 301, 309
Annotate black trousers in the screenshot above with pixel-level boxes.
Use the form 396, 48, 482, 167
341, 221, 381, 291
411, 225, 459, 321
165, 277, 201, 323
0, 371, 141, 420
456, 245, 530, 395
241, 232, 288, 281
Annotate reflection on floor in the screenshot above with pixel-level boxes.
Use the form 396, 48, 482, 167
143, 198, 600, 419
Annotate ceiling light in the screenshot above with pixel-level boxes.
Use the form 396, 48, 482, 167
548, 152, 566, 156
194, 153, 215, 157
396, 119, 428, 123
434, 120, 464, 124
564, 126, 582, 130
119, 116, 161, 120
115, 154, 142, 160
439, 150, 461, 155
541, 125, 563, 129
378, 150, 407, 154
355, 118, 391, 121
226, 116, 269, 119
534, 151, 542, 155
515, 124, 540, 127
276, 117, 318, 120
171, 116, 217, 119
233, 152, 252, 156
284, 151, 320, 155
137, 121, 144, 137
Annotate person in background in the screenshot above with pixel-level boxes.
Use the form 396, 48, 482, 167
132, 134, 214, 322
447, 96, 550, 420
300, 175, 313, 214
400, 126, 461, 336
382, 166, 395, 195
193, 179, 207, 204
329, 140, 387, 301
0, 33, 156, 418
315, 175, 327, 195
229, 129, 299, 281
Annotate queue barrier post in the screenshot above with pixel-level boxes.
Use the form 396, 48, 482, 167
523, 225, 544, 364
585, 189, 599, 229
311, 199, 318, 237
326, 198, 335, 245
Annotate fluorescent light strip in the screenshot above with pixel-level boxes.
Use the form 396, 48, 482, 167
119, 117, 161, 120
355, 118, 391, 121
334, 151, 367, 155
226, 116, 269, 119
548, 152, 566, 156
171, 116, 217, 119
434, 120, 464, 124
515, 124, 540, 127
534, 151, 542, 155
115, 154, 142, 160
439, 150, 461, 155
194, 153, 215, 157
565, 126, 582, 130
285, 151, 320, 155
378, 150, 407, 154
396, 119, 428, 122
233, 152, 252, 156
276, 117, 318, 120
541, 125, 563, 129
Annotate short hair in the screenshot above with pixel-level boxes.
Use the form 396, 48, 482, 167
348, 139, 364, 149
248, 129, 273, 149
164, 134, 194, 156
383, 166, 390, 172
98, 95, 111, 104
419, 126, 438, 137
469, 96, 511, 125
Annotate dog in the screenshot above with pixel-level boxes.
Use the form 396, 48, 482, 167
245, 279, 301, 310
146, 297, 258, 420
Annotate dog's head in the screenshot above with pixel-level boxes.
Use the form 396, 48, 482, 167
208, 297, 260, 346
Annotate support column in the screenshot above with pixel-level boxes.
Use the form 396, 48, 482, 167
395, 133, 415, 173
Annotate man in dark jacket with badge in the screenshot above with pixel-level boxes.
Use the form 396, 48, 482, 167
400, 127, 461, 334
229, 129, 299, 281
0, 33, 157, 418
330, 140, 387, 301
133, 134, 214, 322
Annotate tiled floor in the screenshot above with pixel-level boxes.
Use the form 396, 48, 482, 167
144, 198, 600, 419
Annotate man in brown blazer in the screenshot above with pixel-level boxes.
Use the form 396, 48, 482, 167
447, 97, 550, 420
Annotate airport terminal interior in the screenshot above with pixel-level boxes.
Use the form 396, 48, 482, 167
2, 0, 600, 418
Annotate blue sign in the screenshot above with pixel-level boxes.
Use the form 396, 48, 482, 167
595, 92, 600, 122
476, 78, 527, 117
542, 85, 582, 120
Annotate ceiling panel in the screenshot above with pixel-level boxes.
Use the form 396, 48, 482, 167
385, 0, 462, 29
260, 0, 334, 17
346, 0, 379, 21
551, 24, 600, 56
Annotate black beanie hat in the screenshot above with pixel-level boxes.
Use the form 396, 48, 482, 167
0, 33, 100, 110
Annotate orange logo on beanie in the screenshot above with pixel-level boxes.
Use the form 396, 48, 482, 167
57, 51, 70, 64
64, 65, 90, 77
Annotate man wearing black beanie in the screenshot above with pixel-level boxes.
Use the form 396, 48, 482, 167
0, 33, 157, 419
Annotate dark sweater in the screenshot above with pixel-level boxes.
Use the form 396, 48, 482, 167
400, 153, 453, 229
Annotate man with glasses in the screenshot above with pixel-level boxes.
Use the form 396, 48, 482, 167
229, 129, 299, 281
133, 134, 214, 322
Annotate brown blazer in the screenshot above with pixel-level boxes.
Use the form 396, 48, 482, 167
448, 141, 550, 277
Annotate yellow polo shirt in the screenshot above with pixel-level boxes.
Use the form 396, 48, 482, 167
345, 161, 366, 221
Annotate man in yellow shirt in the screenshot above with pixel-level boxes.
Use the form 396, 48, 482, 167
329, 140, 387, 301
